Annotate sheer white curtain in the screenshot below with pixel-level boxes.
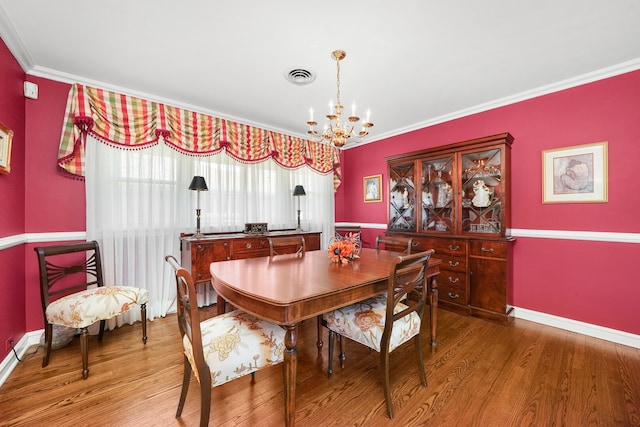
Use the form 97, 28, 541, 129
85, 135, 334, 327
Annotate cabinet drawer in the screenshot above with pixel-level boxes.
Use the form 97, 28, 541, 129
437, 270, 466, 288
439, 255, 467, 272
231, 238, 270, 257
469, 240, 507, 258
413, 238, 466, 256
438, 281, 467, 304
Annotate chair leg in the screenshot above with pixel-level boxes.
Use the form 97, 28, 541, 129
327, 330, 334, 378
80, 327, 89, 380
316, 315, 324, 353
414, 335, 427, 387
199, 371, 212, 427
42, 323, 53, 368
380, 350, 394, 419
97, 319, 106, 342
176, 357, 191, 418
140, 303, 148, 344
338, 335, 346, 368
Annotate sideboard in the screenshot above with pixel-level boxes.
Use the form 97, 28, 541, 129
180, 230, 321, 285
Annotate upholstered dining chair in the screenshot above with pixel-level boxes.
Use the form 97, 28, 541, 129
323, 249, 436, 419
268, 235, 306, 256
375, 235, 414, 255
165, 255, 285, 427
34, 241, 148, 379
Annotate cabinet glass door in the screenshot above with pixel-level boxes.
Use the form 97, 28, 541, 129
389, 162, 416, 231
460, 148, 502, 234
421, 156, 455, 232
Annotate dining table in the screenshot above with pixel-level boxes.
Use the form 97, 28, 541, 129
210, 247, 441, 427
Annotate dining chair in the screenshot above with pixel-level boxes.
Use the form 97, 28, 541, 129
165, 255, 285, 427
375, 235, 414, 255
34, 241, 148, 379
268, 235, 306, 256
323, 249, 436, 419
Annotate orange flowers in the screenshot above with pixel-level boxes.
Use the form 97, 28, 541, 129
327, 233, 360, 263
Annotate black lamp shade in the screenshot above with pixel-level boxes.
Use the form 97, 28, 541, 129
293, 185, 306, 196
189, 176, 208, 191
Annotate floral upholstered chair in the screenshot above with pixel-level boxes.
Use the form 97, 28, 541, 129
34, 241, 148, 379
323, 249, 435, 419
165, 255, 285, 427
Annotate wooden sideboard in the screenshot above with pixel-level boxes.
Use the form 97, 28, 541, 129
180, 230, 321, 285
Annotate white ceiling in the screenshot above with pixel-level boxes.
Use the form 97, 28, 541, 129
1, 1, 640, 148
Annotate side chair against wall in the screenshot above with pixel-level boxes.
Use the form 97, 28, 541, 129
165, 255, 285, 427
375, 235, 414, 255
34, 241, 148, 380
323, 249, 436, 419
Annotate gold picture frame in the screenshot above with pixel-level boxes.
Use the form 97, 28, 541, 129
363, 174, 382, 203
0, 121, 14, 175
542, 141, 608, 203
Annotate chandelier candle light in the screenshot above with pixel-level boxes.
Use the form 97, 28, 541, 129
306, 50, 373, 148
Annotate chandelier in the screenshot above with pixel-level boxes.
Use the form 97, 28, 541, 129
305, 50, 373, 148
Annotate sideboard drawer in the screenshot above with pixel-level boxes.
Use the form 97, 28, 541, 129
231, 238, 270, 257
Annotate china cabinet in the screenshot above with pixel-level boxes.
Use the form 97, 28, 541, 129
386, 133, 514, 324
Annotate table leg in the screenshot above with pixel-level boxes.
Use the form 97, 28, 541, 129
429, 277, 438, 346
216, 295, 225, 315
283, 324, 298, 427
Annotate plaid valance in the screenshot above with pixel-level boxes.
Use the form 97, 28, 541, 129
58, 84, 342, 187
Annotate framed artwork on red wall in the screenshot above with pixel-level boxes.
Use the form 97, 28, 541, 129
0, 121, 13, 174
364, 174, 382, 203
542, 141, 608, 203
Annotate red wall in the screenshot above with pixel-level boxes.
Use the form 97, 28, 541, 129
0, 37, 27, 360
337, 69, 640, 335
22, 77, 83, 332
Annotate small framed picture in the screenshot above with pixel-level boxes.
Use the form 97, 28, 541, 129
542, 142, 608, 203
363, 174, 382, 203
0, 121, 14, 175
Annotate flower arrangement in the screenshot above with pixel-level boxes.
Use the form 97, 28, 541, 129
327, 232, 360, 264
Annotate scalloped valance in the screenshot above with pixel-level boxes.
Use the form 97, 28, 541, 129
58, 84, 342, 188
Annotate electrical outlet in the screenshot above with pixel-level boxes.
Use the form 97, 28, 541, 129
5, 337, 13, 351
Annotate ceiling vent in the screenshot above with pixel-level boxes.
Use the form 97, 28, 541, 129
286, 68, 315, 85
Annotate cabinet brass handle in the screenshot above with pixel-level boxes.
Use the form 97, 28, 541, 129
448, 261, 459, 267
448, 277, 459, 284
197, 245, 203, 251
246, 243, 252, 249
447, 292, 460, 299
448, 245, 460, 251
481, 247, 494, 252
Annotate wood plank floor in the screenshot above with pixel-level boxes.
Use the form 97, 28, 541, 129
1, 307, 639, 427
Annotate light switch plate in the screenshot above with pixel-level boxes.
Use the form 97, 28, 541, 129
24, 81, 38, 99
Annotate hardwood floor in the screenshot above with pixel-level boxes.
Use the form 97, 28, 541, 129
1, 307, 639, 427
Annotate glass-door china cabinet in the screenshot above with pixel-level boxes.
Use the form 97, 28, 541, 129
386, 133, 514, 324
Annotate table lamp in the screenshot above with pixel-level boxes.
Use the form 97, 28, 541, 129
293, 185, 306, 231
189, 176, 208, 238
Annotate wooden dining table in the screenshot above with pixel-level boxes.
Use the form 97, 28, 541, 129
210, 247, 441, 427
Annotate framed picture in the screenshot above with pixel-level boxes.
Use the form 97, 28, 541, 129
542, 141, 607, 203
363, 174, 382, 203
0, 121, 14, 175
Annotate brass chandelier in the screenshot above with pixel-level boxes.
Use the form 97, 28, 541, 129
306, 50, 373, 148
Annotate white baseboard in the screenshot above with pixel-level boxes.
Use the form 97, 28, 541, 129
513, 307, 640, 349
0, 330, 42, 388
